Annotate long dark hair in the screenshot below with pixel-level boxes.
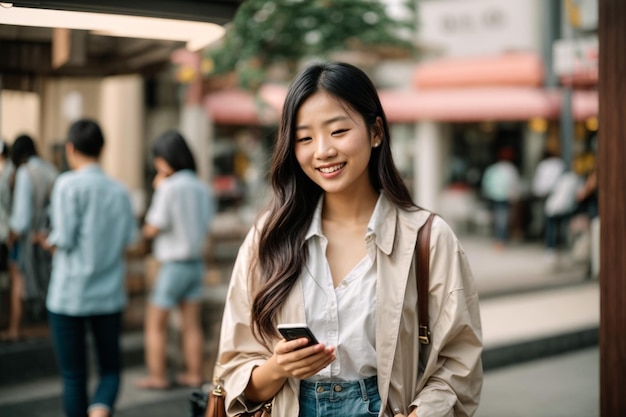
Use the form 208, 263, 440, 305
251, 62, 416, 343
11, 134, 37, 167
151, 130, 197, 172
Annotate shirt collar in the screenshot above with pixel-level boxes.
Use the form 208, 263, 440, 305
169, 169, 195, 180
304, 197, 324, 241
304, 192, 397, 255
77, 163, 101, 173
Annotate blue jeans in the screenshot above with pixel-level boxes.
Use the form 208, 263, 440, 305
298, 376, 381, 417
545, 213, 571, 250
48, 310, 122, 417
492, 200, 510, 243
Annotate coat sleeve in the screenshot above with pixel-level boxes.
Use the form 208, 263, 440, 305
412, 218, 483, 417
215, 222, 274, 416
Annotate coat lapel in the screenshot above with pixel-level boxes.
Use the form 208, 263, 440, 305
375, 201, 431, 407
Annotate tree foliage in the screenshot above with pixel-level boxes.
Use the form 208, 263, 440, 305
204, 0, 417, 89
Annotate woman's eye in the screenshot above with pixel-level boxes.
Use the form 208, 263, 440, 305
296, 137, 311, 143
332, 129, 349, 135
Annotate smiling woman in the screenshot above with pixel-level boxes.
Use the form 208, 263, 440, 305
215, 62, 483, 417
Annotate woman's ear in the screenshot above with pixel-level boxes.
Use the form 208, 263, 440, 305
371, 117, 384, 147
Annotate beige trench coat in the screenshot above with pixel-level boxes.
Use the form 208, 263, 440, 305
215, 196, 483, 417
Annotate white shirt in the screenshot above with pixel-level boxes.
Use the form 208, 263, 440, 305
532, 157, 565, 198
545, 171, 582, 216
300, 194, 385, 381
146, 170, 215, 262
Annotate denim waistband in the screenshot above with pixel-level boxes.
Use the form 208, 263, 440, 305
299, 376, 378, 401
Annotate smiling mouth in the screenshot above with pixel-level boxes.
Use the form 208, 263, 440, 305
318, 163, 346, 174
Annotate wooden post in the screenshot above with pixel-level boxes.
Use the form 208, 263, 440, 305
598, 0, 626, 416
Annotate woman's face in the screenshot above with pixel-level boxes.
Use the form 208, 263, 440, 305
153, 156, 174, 188
294, 91, 381, 197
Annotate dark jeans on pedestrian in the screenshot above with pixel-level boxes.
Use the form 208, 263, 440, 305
545, 213, 571, 250
48, 310, 123, 417
491, 200, 511, 243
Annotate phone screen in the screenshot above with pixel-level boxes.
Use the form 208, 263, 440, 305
277, 323, 320, 347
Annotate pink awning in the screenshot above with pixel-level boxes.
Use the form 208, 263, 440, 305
205, 85, 597, 125
379, 87, 560, 122
571, 90, 599, 121
379, 88, 597, 123
204, 89, 260, 125
412, 52, 545, 89
204, 89, 280, 125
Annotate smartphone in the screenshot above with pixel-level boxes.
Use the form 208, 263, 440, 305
277, 323, 320, 347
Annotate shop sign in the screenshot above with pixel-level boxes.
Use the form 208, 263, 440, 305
417, 0, 540, 58
552, 36, 598, 76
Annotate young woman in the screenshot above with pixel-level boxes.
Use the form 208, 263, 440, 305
136, 130, 215, 389
216, 62, 483, 417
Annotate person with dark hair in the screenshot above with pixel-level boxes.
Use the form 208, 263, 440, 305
0, 140, 17, 338
3, 134, 57, 341
136, 130, 215, 390
44, 119, 138, 417
215, 62, 483, 417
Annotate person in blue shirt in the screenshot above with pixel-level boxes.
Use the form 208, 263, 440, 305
44, 119, 138, 417
136, 130, 215, 390
4, 134, 57, 341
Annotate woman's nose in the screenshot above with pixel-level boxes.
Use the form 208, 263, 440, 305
315, 137, 337, 159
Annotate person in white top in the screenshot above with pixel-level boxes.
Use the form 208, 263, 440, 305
530, 150, 566, 240
532, 151, 565, 199
215, 62, 483, 417
544, 170, 583, 255
136, 131, 215, 390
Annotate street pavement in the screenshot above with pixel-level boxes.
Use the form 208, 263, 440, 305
0, 235, 599, 416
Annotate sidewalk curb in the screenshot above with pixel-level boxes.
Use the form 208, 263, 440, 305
483, 327, 598, 371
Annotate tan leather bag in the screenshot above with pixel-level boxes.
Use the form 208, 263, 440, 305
205, 380, 272, 417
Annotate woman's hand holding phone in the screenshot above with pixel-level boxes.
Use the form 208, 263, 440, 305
272, 324, 335, 380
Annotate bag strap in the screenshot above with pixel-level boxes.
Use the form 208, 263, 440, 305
416, 213, 436, 345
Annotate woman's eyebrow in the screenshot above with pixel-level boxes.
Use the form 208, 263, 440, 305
296, 115, 349, 131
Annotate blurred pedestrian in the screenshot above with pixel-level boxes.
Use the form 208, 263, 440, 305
543, 169, 583, 262
215, 62, 482, 417
44, 119, 138, 417
0, 140, 15, 332
136, 130, 215, 390
530, 149, 565, 238
481, 147, 520, 249
532, 150, 565, 200
2, 134, 57, 341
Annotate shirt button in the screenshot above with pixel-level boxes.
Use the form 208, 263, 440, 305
316, 386, 324, 393
334, 385, 342, 392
